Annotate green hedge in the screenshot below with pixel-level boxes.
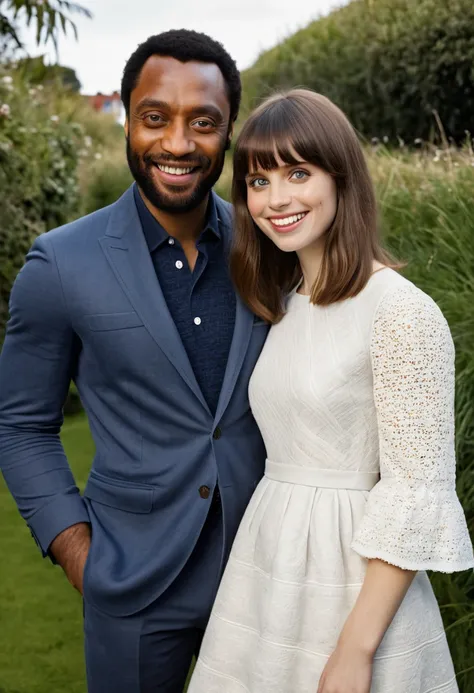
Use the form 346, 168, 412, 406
241, 0, 474, 144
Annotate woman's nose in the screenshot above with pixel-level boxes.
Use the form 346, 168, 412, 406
268, 190, 292, 210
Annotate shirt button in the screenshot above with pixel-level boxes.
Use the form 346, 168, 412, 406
199, 485, 210, 499
175, 260, 183, 270
194, 317, 202, 326
213, 427, 222, 440
168, 238, 175, 245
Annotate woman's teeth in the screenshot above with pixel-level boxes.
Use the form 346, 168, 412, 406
271, 212, 307, 227
157, 165, 194, 175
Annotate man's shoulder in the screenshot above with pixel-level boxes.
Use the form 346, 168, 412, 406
45, 205, 111, 243
43, 186, 134, 249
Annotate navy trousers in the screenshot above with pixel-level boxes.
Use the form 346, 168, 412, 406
84, 497, 223, 693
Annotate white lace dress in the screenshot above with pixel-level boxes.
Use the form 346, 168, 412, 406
189, 268, 474, 693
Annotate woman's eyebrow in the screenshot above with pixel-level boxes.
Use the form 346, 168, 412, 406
245, 170, 264, 180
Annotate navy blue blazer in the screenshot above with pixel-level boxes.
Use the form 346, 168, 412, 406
0, 186, 268, 616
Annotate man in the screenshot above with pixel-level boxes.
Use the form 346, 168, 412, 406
0, 30, 268, 693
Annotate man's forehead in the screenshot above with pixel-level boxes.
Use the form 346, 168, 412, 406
132, 55, 228, 108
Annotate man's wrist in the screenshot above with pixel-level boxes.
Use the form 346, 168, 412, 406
50, 522, 91, 586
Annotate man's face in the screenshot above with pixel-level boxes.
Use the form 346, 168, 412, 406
125, 55, 232, 213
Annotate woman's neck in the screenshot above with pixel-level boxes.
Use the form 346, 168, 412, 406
296, 242, 325, 295
296, 245, 385, 296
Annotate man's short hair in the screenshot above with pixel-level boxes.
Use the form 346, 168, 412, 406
121, 29, 241, 123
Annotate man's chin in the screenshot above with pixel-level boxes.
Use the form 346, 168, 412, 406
143, 185, 205, 214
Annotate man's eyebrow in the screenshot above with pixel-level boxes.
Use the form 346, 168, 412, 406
135, 98, 170, 112
134, 98, 224, 121
187, 104, 224, 121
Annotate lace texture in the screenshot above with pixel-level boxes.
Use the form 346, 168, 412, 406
351, 285, 474, 572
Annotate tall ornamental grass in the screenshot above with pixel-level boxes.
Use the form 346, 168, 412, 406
376, 145, 474, 689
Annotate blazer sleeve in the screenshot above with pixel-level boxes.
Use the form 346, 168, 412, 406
0, 233, 89, 557
351, 284, 474, 572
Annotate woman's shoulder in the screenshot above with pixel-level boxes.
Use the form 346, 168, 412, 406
369, 268, 443, 318
367, 269, 453, 351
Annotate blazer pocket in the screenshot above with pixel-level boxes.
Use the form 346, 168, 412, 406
86, 311, 144, 332
83, 471, 154, 513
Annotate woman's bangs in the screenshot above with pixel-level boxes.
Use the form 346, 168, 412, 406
238, 107, 307, 175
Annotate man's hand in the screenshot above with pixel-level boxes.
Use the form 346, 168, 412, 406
50, 522, 91, 595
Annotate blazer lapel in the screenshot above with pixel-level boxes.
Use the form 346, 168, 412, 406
213, 196, 255, 423
99, 186, 211, 414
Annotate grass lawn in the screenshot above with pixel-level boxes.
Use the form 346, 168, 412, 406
0, 415, 93, 693
0, 414, 194, 693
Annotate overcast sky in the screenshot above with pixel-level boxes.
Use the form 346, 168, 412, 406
20, 0, 346, 95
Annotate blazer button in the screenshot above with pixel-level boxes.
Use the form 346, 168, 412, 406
213, 427, 222, 440
199, 485, 211, 499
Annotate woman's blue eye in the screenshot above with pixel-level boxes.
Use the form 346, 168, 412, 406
250, 178, 268, 188
292, 170, 308, 180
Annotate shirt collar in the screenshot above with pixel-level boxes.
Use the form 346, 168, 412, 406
133, 183, 221, 253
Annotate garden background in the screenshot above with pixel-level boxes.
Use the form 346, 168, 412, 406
0, 0, 473, 691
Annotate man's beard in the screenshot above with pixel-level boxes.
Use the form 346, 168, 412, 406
126, 139, 226, 214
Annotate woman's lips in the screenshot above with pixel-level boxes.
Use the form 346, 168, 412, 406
268, 211, 309, 233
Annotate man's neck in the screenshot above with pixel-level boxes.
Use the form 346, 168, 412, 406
138, 186, 210, 244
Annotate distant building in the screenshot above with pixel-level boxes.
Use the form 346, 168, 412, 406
86, 91, 125, 124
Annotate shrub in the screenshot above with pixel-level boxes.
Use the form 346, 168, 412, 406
0, 67, 83, 340
80, 147, 132, 215
241, 0, 474, 144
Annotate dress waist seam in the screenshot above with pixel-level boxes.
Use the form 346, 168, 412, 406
264, 460, 380, 491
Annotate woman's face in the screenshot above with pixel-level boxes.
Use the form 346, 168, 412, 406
245, 155, 337, 254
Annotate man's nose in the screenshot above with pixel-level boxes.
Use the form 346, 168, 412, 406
161, 122, 196, 158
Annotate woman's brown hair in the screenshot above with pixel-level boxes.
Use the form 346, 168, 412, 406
230, 89, 398, 323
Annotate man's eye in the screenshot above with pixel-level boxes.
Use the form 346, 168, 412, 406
194, 120, 213, 129
145, 114, 164, 124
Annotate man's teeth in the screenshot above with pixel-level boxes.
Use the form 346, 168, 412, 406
157, 165, 194, 176
272, 212, 306, 227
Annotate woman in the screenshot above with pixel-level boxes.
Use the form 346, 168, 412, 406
188, 89, 474, 692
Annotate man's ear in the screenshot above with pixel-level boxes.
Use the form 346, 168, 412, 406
124, 117, 129, 139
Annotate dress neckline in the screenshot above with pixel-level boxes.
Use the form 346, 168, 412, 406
291, 266, 392, 302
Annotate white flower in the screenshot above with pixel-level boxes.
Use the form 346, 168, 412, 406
383, 135, 389, 143
0, 103, 11, 117
94, 152, 103, 160
84, 135, 93, 148
0, 141, 12, 152
29, 88, 37, 97
2, 76, 13, 85
50, 115, 60, 123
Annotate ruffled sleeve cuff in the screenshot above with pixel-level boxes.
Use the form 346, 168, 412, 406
351, 478, 474, 573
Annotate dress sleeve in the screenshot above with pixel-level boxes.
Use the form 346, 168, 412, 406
351, 284, 474, 572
